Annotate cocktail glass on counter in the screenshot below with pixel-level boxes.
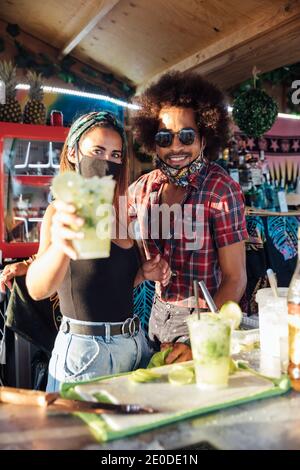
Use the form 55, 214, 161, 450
256, 287, 288, 377
51, 171, 115, 259
187, 313, 231, 390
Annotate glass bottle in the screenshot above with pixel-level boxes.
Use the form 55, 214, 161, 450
288, 227, 300, 391
264, 173, 276, 211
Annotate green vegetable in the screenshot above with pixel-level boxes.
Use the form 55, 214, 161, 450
147, 347, 173, 369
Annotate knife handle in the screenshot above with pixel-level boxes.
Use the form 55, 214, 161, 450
0, 386, 57, 407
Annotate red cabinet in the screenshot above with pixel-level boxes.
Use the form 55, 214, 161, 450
0, 122, 69, 262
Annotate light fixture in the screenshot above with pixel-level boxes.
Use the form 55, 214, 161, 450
16, 83, 140, 110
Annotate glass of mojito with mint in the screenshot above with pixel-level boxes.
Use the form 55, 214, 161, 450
187, 313, 231, 389
51, 171, 115, 259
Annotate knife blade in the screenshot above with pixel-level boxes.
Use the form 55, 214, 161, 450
0, 387, 156, 414
48, 396, 156, 414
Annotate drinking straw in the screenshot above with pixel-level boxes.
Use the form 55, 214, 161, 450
198, 280, 219, 313
193, 280, 200, 320
266, 268, 279, 297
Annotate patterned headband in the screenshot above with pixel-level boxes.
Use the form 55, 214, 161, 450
67, 111, 126, 151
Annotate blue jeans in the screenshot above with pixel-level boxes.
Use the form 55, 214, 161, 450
46, 316, 154, 392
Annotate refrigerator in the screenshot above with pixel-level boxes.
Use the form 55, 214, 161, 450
0, 122, 69, 264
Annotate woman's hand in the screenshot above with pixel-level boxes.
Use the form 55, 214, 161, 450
0, 261, 29, 293
51, 200, 85, 260
142, 254, 172, 286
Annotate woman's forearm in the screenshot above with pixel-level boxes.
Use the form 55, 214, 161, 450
26, 244, 70, 300
134, 267, 145, 287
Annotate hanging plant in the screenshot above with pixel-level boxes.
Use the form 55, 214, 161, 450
232, 67, 278, 138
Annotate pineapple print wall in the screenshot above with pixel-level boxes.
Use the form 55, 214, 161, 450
0, 61, 22, 123
23, 71, 46, 125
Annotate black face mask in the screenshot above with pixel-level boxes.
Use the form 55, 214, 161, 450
78, 155, 122, 180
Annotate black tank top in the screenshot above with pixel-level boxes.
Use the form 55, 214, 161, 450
57, 243, 140, 322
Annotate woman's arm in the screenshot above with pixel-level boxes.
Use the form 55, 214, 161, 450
26, 201, 84, 300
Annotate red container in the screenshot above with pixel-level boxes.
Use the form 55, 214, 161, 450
50, 110, 63, 127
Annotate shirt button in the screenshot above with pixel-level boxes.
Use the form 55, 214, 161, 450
171, 271, 177, 277
166, 304, 171, 309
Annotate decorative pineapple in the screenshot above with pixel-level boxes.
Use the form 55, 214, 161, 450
23, 71, 46, 124
0, 60, 22, 123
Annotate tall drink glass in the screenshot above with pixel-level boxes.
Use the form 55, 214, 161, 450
51, 172, 115, 259
256, 287, 288, 377
187, 314, 231, 389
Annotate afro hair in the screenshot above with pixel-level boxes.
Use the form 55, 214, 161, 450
132, 71, 230, 160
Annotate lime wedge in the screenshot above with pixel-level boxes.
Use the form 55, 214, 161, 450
168, 365, 195, 385
130, 368, 161, 383
219, 301, 242, 330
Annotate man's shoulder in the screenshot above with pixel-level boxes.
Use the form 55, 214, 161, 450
204, 162, 242, 193
129, 169, 161, 193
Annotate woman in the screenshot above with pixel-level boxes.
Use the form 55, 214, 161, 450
25, 111, 171, 392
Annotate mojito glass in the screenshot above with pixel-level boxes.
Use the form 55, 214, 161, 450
187, 314, 231, 389
51, 172, 115, 259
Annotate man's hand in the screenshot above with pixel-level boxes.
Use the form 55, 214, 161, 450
161, 342, 192, 364
142, 254, 171, 286
0, 261, 29, 293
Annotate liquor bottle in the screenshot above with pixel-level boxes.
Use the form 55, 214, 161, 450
264, 173, 276, 210
259, 150, 269, 178
216, 149, 229, 173
248, 153, 263, 186
238, 153, 251, 192
288, 227, 300, 391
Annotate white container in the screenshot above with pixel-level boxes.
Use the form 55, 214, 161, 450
256, 287, 288, 377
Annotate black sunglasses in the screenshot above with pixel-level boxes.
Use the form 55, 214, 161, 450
155, 127, 197, 148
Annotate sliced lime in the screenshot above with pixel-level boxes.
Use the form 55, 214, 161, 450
168, 365, 195, 385
130, 368, 161, 383
219, 301, 242, 330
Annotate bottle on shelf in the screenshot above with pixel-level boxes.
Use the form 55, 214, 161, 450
259, 150, 269, 179
238, 152, 252, 192
264, 173, 276, 211
227, 139, 239, 183
248, 153, 263, 187
216, 148, 229, 173
288, 227, 300, 391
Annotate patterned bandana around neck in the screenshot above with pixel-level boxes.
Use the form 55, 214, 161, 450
153, 152, 204, 187
67, 111, 126, 155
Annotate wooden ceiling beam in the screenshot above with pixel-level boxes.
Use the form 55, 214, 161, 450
138, 1, 300, 92
59, 0, 120, 59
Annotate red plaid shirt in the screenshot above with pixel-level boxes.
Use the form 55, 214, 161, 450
128, 162, 248, 304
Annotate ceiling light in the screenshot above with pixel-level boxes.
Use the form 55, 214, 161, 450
16, 84, 140, 110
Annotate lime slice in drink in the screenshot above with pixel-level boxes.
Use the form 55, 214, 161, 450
219, 301, 242, 330
168, 365, 195, 385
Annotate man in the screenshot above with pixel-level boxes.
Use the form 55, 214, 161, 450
129, 71, 248, 364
